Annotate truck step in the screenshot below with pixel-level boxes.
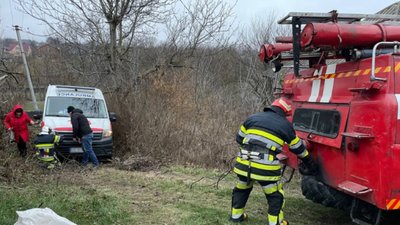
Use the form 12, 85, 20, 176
339, 181, 372, 195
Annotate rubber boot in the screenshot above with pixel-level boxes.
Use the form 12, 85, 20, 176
230, 213, 248, 223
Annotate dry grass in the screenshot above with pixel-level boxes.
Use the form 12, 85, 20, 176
0, 160, 354, 225
107, 68, 251, 168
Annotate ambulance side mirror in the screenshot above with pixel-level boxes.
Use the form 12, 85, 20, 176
109, 112, 117, 122
30, 110, 43, 120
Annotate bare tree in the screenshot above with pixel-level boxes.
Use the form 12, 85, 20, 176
161, 0, 235, 68
240, 11, 290, 52
0, 59, 20, 83
11, 0, 257, 168
237, 11, 291, 108
16, 0, 174, 89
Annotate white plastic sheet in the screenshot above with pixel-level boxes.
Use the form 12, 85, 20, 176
14, 208, 77, 225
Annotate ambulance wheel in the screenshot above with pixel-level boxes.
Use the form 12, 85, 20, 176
99, 155, 112, 163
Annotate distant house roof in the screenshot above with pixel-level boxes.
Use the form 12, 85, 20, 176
4, 43, 17, 52
4, 42, 31, 54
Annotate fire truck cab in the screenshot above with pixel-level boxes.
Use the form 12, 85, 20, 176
259, 11, 400, 225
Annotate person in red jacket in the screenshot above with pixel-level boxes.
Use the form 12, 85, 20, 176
4, 105, 35, 157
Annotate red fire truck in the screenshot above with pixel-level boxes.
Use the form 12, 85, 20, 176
259, 11, 400, 225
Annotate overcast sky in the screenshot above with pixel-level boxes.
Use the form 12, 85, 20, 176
1, 0, 399, 42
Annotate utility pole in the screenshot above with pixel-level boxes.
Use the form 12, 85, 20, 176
14, 25, 39, 111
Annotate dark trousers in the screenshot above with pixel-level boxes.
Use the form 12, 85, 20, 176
81, 133, 99, 166
17, 138, 27, 157
231, 175, 284, 225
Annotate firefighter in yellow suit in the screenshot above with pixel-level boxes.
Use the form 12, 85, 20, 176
230, 97, 317, 225
34, 126, 62, 169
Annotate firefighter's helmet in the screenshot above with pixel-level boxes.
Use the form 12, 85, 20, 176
271, 97, 292, 115
40, 126, 51, 135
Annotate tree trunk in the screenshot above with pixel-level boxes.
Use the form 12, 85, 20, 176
109, 22, 117, 73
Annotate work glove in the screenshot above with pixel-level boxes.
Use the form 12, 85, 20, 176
299, 155, 318, 176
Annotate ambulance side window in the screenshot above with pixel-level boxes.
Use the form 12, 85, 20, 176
293, 108, 341, 138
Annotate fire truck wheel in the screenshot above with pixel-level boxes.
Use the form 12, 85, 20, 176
301, 175, 352, 213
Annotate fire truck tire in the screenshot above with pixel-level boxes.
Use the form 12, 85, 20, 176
301, 175, 352, 212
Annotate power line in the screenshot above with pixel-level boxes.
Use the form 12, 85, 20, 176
8, 0, 15, 26
24, 28, 55, 38
21, 5, 25, 27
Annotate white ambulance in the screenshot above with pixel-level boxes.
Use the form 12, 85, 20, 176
42, 85, 115, 159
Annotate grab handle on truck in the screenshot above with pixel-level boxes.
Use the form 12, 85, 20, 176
371, 41, 400, 81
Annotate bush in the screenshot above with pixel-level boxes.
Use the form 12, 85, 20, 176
107, 67, 253, 168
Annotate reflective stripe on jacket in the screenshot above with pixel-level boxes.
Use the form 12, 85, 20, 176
34, 134, 61, 161
234, 107, 308, 181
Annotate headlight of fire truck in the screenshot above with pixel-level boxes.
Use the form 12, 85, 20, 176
103, 129, 112, 137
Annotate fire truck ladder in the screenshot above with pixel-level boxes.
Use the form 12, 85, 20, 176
278, 11, 400, 77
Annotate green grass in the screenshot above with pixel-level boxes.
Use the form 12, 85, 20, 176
0, 165, 354, 225
0, 184, 133, 225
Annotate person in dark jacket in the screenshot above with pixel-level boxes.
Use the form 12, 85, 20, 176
4, 105, 36, 157
230, 97, 317, 225
67, 106, 99, 167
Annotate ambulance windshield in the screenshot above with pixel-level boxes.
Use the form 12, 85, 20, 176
45, 97, 108, 118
